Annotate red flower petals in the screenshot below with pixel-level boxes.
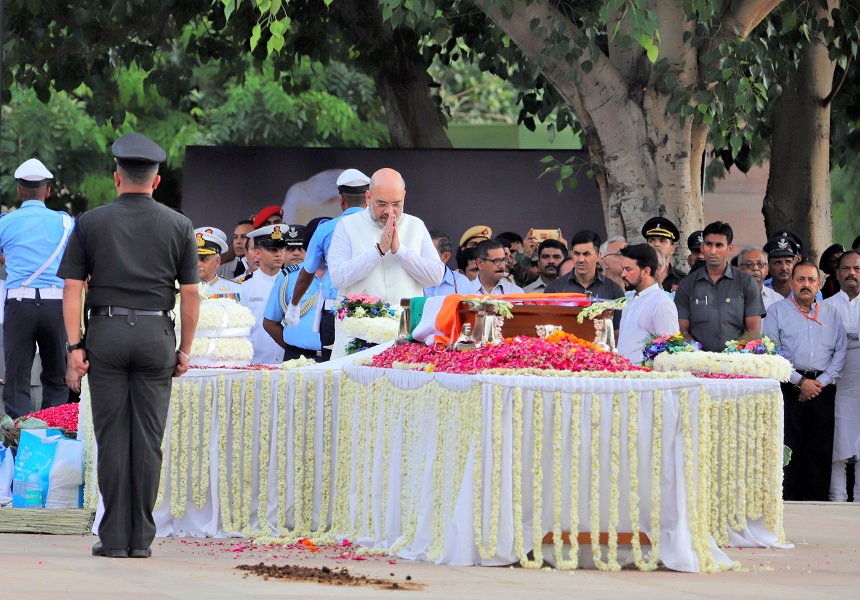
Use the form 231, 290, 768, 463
371, 335, 646, 375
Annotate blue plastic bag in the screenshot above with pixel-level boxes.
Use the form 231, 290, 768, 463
12, 429, 83, 508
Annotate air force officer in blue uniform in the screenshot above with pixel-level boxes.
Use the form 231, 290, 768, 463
0, 159, 72, 418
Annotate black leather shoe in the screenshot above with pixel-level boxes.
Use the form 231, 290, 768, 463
129, 548, 151, 558
92, 542, 128, 558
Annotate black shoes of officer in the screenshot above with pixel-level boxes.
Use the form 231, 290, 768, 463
91, 541, 128, 558
129, 547, 152, 558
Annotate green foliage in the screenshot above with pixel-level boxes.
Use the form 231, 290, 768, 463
831, 165, 860, 247
429, 55, 518, 124
1, 87, 114, 210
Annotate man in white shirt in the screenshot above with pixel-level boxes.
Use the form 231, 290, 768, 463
469, 239, 524, 295
523, 239, 568, 292
241, 225, 288, 364
617, 244, 679, 364
737, 245, 782, 310
195, 227, 242, 301
327, 168, 443, 357
822, 250, 860, 502
598, 236, 627, 289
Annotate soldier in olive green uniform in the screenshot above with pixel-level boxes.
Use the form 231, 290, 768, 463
59, 133, 200, 559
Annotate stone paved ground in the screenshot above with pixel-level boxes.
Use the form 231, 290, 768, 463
0, 502, 856, 600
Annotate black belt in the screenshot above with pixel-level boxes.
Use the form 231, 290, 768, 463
283, 343, 321, 359
90, 306, 170, 317
796, 369, 823, 379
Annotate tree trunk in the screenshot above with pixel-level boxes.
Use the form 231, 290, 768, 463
584, 88, 703, 248
332, 0, 452, 148
761, 0, 837, 263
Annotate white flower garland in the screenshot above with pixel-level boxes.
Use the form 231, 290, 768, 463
628, 390, 661, 570
331, 374, 354, 537
254, 370, 272, 538
475, 385, 504, 560
80, 382, 99, 510
341, 316, 400, 345
168, 381, 183, 516
293, 372, 306, 533
653, 352, 793, 381
238, 375, 254, 534
680, 388, 723, 573
196, 382, 213, 509
589, 393, 609, 570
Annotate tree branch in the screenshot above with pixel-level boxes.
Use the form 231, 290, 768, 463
823, 54, 851, 107
472, 0, 628, 124
720, 0, 784, 40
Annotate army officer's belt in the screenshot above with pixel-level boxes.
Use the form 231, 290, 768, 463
90, 306, 170, 317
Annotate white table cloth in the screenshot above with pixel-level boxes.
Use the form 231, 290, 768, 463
78, 350, 790, 572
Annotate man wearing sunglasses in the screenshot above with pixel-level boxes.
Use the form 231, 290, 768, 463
469, 239, 524, 295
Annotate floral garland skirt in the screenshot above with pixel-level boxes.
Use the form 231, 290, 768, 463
78, 364, 790, 572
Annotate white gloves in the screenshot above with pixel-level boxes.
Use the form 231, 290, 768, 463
285, 303, 300, 327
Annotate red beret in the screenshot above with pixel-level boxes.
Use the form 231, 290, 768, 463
252, 205, 284, 229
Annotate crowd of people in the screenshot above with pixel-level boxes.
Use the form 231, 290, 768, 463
1, 144, 858, 559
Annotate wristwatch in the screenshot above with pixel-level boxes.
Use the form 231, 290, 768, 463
66, 341, 85, 353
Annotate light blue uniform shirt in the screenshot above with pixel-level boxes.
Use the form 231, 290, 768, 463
264, 265, 322, 351
0, 201, 69, 288
424, 266, 472, 297
302, 206, 364, 301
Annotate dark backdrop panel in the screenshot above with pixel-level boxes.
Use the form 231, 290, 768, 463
181, 147, 604, 245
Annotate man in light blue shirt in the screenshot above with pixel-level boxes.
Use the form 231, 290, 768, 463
0, 159, 72, 418
284, 168, 370, 360
763, 261, 847, 501
424, 230, 471, 297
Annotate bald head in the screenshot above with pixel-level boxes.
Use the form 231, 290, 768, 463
366, 168, 406, 226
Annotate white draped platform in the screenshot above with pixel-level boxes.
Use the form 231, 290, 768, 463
78, 352, 790, 572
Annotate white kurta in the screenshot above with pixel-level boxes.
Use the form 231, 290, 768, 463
618, 283, 680, 365
761, 285, 783, 310
823, 290, 860, 461
328, 208, 443, 359
241, 270, 284, 364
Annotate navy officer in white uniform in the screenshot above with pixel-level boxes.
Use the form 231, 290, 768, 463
0, 158, 73, 418
195, 227, 242, 301
240, 224, 288, 363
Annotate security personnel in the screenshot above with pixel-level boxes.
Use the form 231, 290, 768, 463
58, 132, 199, 559
283, 224, 307, 267
195, 227, 243, 302
642, 216, 687, 293
241, 225, 288, 364
0, 158, 72, 418
686, 230, 705, 271
265, 218, 329, 361
286, 169, 370, 361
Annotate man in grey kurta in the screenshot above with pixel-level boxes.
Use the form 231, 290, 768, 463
674, 221, 765, 352
59, 133, 199, 558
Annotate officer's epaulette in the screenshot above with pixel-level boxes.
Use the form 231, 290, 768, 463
238, 272, 252, 283
283, 264, 301, 274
